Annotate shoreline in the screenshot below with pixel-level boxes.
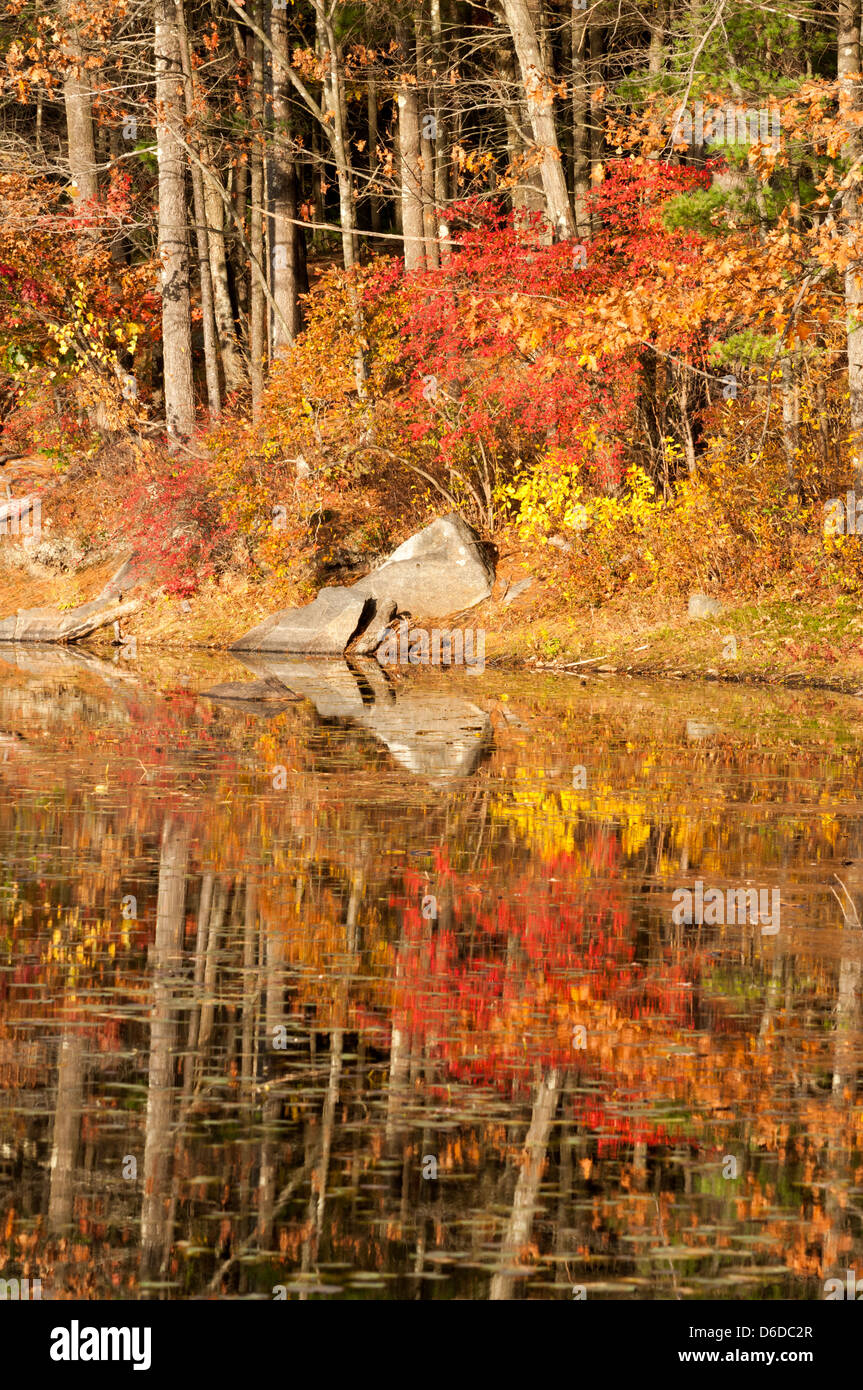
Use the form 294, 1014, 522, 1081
2, 475, 859, 695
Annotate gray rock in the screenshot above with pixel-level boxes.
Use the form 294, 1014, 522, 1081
231, 586, 374, 654
28, 537, 85, 571
688, 592, 722, 620
230, 515, 494, 652
351, 514, 493, 619
351, 597, 397, 655
0, 596, 140, 644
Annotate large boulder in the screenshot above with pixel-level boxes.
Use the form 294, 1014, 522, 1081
231, 586, 381, 654
350, 514, 493, 619
229, 515, 493, 654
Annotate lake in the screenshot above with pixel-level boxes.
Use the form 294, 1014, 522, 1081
1, 644, 861, 1300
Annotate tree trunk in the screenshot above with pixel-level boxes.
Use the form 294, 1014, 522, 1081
571, 2, 590, 236
177, 0, 220, 420
61, 0, 98, 206
648, 0, 667, 74
311, 125, 325, 252
155, 0, 195, 441
203, 150, 246, 394
249, 13, 266, 412
233, 153, 249, 324
314, 1, 359, 269
589, 11, 604, 233
416, 6, 440, 268
367, 77, 383, 237
431, 0, 448, 229
271, 4, 302, 351
501, 0, 576, 239
398, 24, 427, 272
782, 354, 799, 490
840, 0, 863, 491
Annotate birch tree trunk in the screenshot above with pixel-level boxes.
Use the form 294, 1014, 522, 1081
155, 0, 195, 441
501, 0, 576, 239
398, 22, 427, 272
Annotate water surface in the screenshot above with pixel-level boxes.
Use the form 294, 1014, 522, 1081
1, 644, 862, 1300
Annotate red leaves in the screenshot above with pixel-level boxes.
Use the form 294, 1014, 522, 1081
355, 166, 713, 506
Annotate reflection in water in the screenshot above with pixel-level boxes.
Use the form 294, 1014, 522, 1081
233, 655, 493, 779
1, 645, 863, 1299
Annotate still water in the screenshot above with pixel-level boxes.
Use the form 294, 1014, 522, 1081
1, 643, 862, 1300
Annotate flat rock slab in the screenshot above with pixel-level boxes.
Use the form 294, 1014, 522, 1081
351, 514, 493, 620
231, 585, 375, 654
0, 596, 139, 643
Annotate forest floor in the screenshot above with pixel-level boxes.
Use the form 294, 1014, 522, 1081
0, 455, 858, 692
